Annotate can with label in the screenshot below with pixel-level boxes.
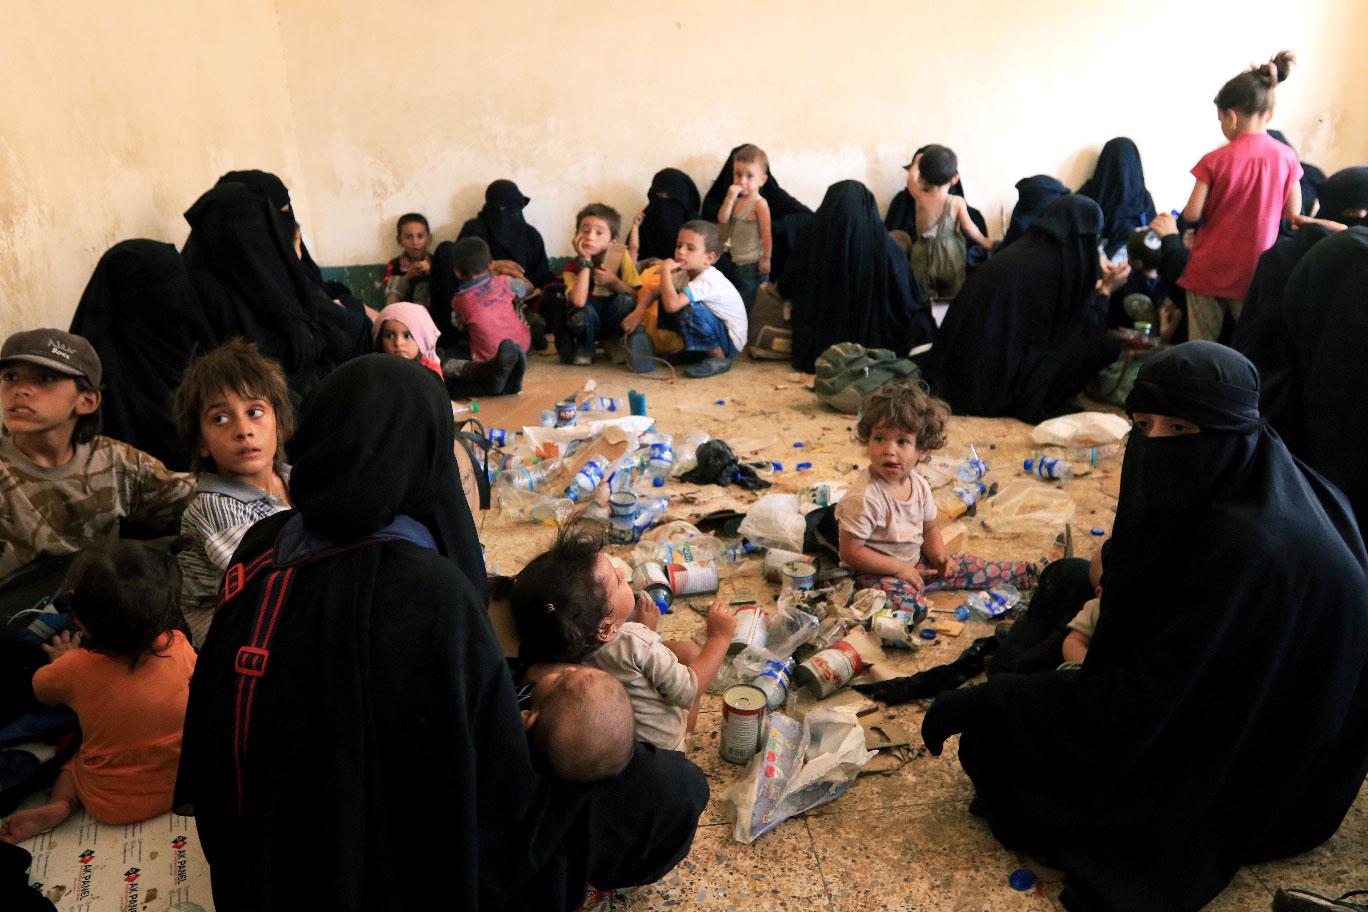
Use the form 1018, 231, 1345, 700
665, 560, 719, 596
871, 609, 917, 648
631, 562, 674, 613
727, 604, 769, 656
794, 640, 865, 698
555, 398, 577, 427
486, 427, 512, 447
752, 658, 795, 709
781, 560, 816, 592
763, 549, 813, 582
720, 684, 769, 764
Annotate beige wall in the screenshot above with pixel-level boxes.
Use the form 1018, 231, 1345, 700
3, 0, 1365, 337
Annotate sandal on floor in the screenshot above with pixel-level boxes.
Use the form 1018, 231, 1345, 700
1273, 889, 1368, 911
684, 357, 732, 379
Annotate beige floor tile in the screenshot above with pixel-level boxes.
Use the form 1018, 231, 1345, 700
1203, 870, 1277, 910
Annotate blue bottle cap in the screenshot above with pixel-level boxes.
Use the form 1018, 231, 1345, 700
796, 462, 812, 471
1091, 527, 1106, 536
793, 442, 804, 448
772, 462, 783, 471
1008, 868, 1037, 891
1022, 458, 1034, 471
919, 627, 937, 640
715, 399, 726, 405
955, 605, 971, 622
653, 476, 664, 487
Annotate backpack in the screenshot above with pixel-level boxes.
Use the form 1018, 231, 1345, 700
813, 342, 923, 414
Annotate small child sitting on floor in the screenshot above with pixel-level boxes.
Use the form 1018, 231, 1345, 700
374, 302, 446, 377
172, 340, 293, 645
382, 213, 432, 306
903, 145, 994, 301
0, 542, 196, 843
520, 663, 636, 783
557, 204, 643, 365
511, 529, 736, 752
447, 236, 534, 388
836, 380, 1037, 625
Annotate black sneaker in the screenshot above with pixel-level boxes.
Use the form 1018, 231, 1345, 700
625, 328, 656, 374
1273, 889, 1368, 911
684, 357, 732, 379
502, 344, 527, 395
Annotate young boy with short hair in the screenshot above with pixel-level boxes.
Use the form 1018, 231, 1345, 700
382, 213, 433, 306
557, 203, 642, 366
904, 145, 994, 301
0, 329, 193, 613
716, 144, 773, 311
171, 340, 294, 644
624, 221, 746, 378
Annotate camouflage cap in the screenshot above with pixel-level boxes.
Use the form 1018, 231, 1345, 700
0, 329, 102, 387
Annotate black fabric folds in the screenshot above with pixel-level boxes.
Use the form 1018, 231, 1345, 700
1263, 227, 1368, 532
700, 144, 811, 223
929, 194, 1119, 423
883, 147, 990, 266
778, 181, 934, 372
1317, 166, 1368, 224
1077, 138, 1156, 259
1233, 224, 1330, 376
182, 181, 371, 398
457, 180, 553, 287
928, 342, 1368, 912
999, 175, 1071, 249
67, 240, 217, 470
175, 355, 708, 910
637, 168, 701, 261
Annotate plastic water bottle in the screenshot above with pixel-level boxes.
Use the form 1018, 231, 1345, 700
646, 436, 674, 487
963, 584, 1021, 619
606, 453, 640, 493
495, 461, 553, 496
579, 396, 622, 413
956, 444, 989, 482
1023, 456, 1073, 482
529, 497, 575, 525
566, 457, 609, 503
631, 497, 669, 538
671, 433, 711, 476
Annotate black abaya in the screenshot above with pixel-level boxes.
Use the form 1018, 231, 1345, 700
922, 343, 1368, 912
999, 175, 1071, 249
457, 180, 553, 287
779, 180, 934, 372
176, 356, 706, 911
67, 240, 217, 470
929, 194, 1120, 423
1077, 138, 1156, 259
637, 168, 701, 262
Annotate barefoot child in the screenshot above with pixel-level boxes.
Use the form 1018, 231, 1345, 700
716, 144, 773, 311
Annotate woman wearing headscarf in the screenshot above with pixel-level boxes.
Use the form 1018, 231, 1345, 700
66, 240, 217, 471
1077, 138, 1157, 261
779, 180, 934, 372
457, 180, 554, 287
929, 194, 1125, 423
175, 355, 708, 911
636, 168, 701, 262
1261, 225, 1368, 534
181, 181, 372, 398
921, 342, 1368, 912
998, 175, 1071, 249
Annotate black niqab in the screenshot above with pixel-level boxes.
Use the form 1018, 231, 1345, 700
999, 175, 1070, 249
457, 180, 553, 287
637, 168, 701, 261
700, 143, 811, 223
1317, 166, 1368, 224
778, 180, 934, 372
1077, 138, 1156, 259
929, 194, 1118, 422
67, 240, 217, 470
927, 343, 1368, 912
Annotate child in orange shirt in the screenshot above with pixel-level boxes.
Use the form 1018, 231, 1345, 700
0, 542, 196, 843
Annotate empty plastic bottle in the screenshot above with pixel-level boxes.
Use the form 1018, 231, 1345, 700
606, 453, 641, 493
529, 497, 575, 526
566, 457, 609, 503
956, 444, 989, 482
631, 496, 669, 538
579, 396, 623, 413
1023, 456, 1073, 482
793, 618, 853, 664
963, 584, 1021, 619
671, 433, 711, 476
646, 436, 674, 486
495, 461, 554, 496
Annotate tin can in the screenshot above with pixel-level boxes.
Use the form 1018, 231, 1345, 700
752, 658, 795, 710
665, 560, 719, 596
794, 640, 865, 698
486, 427, 512, 447
720, 684, 769, 764
555, 399, 577, 427
727, 604, 769, 656
763, 549, 813, 583
781, 560, 816, 592
872, 609, 917, 648
608, 491, 639, 517
609, 514, 636, 544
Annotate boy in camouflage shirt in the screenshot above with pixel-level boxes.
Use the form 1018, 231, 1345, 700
0, 329, 193, 612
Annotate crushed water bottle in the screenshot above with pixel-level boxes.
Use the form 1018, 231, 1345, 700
495, 461, 554, 496
671, 433, 711, 476
566, 456, 609, 503
579, 396, 622, 413
606, 453, 641, 493
963, 584, 1021, 619
1023, 456, 1073, 482
646, 435, 674, 487
631, 496, 669, 538
956, 444, 989, 482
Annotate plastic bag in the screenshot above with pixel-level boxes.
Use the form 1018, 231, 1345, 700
738, 494, 807, 552
766, 592, 821, 659
722, 707, 875, 844
1031, 412, 1131, 448
981, 479, 1075, 534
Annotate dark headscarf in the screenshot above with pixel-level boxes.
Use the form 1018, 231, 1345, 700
999, 175, 1071, 249
67, 240, 217, 470
1077, 138, 1156, 259
218, 169, 291, 210
637, 168, 701, 261
923, 342, 1368, 912
457, 180, 553, 287
778, 180, 934, 372
1262, 227, 1368, 532
700, 143, 811, 223
930, 194, 1117, 422
182, 181, 371, 397
1317, 166, 1368, 225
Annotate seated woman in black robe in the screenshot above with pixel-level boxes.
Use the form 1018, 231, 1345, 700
929, 194, 1127, 423
67, 239, 217, 471
779, 180, 934, 372
921, 342, 1368, 912
1077, 138, 1157, 262
998, 175, 1070, 249
636, 168, 701, 262
456, 180, 554, 287
175, 355, 708, 911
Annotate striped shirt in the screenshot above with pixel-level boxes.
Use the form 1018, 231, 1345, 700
177, 471, 290, 645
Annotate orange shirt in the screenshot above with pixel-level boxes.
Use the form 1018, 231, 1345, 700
33, 631, 196, 823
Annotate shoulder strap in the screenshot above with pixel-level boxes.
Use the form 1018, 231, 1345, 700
454, 418, 492, 511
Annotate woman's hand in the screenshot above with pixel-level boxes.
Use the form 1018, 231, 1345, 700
42, 630, 82, 662
490, 259, 527, 279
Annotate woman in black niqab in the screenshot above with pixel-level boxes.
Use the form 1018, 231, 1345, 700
67, 240, 217, 470
1077, 138, 1156, 260
998, 175, 1071, 249
929, 194, 1119, 423
778, 180, 934, 372
457, 180, 553, 287
176, 355, 707, 911
919, 342, 1368, 912
636, 168, 701, 261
